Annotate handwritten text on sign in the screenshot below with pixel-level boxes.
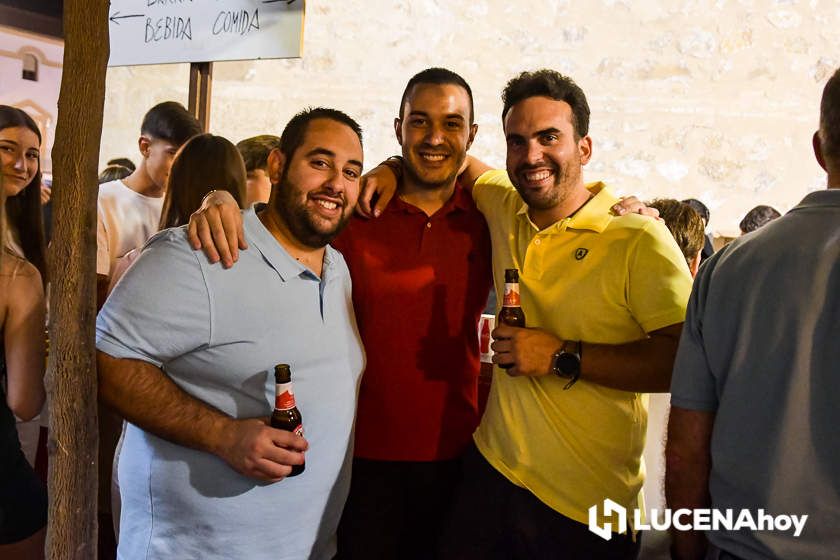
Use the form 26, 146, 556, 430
108, 0, 304, 67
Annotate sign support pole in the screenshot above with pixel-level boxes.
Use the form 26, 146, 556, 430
188, 61, 213, 132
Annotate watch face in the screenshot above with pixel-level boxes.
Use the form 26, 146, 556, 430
556, 352, 580, 377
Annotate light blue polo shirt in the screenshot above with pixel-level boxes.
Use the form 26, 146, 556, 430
96, 208, 365, 560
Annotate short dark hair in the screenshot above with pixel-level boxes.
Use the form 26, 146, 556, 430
681, 198, 710, 224
398, 67, 475, 124
739, 205, 781, 234
160, 134, 245, 229
819, 67, 840, 162
236, 135, 281, 173
140, 101, 202, 147
648, 199, 705, 267
107, 157, 136, 172
279, 107, 363, 161
98, 164, 132, 184
501, 69, 590, 138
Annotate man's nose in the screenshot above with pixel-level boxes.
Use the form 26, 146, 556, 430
424, 123, 446, 145
525, 140, 544, 164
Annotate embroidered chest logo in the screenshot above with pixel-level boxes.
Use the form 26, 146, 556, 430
574, 248, 589, 261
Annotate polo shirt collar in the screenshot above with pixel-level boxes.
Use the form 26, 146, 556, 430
516, 181, 618, 233
388, 179, 472, 216
243, 206, 320, 281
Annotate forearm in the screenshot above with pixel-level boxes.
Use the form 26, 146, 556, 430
580, 323, 682, 392
97, 351, 232, 455
665, 407, 714, 560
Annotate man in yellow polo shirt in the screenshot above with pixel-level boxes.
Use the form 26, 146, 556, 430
439, 70, 692, 559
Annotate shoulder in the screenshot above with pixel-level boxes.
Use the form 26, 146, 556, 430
97, 179, 125, 200
0, 254, 44, 300
473, 169, 522, 214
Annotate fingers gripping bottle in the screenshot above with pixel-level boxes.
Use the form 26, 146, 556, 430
271, 364, 305, 476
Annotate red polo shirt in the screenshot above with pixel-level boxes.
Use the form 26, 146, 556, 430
332, 182, 492, 461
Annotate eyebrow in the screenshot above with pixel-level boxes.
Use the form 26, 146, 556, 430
506, 127, 562, 141
305, 147, 363, 170
408, 110, 466, 121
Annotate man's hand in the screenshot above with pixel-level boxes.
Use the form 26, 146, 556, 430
187, 190, 246, 268
612, 196, 660, 219
355, 161, 399, 218
214, 417, 308, 482
491, 324, 563, 377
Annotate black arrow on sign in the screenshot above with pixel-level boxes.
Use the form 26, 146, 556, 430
262, 0, 296, 4
109, 11, 145, 25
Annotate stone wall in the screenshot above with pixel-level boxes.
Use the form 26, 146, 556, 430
101, 0, 840, 235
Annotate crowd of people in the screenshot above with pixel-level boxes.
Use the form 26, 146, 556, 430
1, 63, 838, 560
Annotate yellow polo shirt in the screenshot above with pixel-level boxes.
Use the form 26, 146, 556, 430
472, 169, 692, 528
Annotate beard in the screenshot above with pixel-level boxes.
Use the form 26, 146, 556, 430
512, 153, 582, 211
273, 169, 352, 249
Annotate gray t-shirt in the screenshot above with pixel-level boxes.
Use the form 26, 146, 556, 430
671, 189, 840, 559
96, 208, 365, 559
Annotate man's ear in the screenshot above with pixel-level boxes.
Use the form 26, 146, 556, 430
813, 131, 828, 172
138, 136, 152, 159
578, 135, 593, 165
466, 123, 478, 151
689, 251, 702, 278
394, 117, 403, 146
267, 148, 285, 184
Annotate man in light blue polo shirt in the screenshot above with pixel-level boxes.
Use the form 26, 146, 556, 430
96, 107, 366, 560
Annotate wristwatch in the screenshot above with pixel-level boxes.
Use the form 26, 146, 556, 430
551, 340, 581, 390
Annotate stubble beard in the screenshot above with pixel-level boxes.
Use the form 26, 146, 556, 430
273, 172, 351, 249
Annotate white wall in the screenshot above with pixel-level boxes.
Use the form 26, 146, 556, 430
100, 0, 840, 235
0, 24, 64, 175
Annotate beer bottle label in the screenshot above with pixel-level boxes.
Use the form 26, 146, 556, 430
275, 382, 297, 411
292, 424, 304, 437
503, 282, 521, 307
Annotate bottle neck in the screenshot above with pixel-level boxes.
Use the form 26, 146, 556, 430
274, 381, 297, 411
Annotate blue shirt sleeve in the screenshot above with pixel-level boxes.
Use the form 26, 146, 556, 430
670, 251, 722, 411
96, 228, 212, 369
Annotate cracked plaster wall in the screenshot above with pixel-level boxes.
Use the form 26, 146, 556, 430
101, 0, 840, 236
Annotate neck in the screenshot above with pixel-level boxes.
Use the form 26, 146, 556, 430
122, 165, 165, 198
826, 171, 840, 189
398, 176, 456, 217
528, 182, 592, 230
257, 206, 326, 277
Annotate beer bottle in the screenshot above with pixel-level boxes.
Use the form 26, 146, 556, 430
498, 268, 526, 369
271, 363, 305, 476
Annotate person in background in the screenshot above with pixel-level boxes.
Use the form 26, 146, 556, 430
96, 101, 201, 308
236, 135, 280, 207
0, 105, 47, 560
666, 67, 840, 560
108, 133, 246, 291
681, 198, 714, 262
98, 164, 132, 185
106, 157, 136, 173
97, 107, 364, 559
738, 204, 781, 235
648, 198, 705, 277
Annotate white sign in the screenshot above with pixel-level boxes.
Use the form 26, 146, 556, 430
108, 0, 304, 67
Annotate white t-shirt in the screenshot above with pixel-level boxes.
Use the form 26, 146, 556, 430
96, 179, 164, 277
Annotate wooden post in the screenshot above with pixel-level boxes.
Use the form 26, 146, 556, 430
46, 0, 109, 557
188, 61, 213, 132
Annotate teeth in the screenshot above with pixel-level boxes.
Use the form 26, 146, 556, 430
525, 171, 550, 182
315, 200, 338, 210
421, 154, 446, 161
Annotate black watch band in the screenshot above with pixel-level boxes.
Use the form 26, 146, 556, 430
552, 340, 581, 390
